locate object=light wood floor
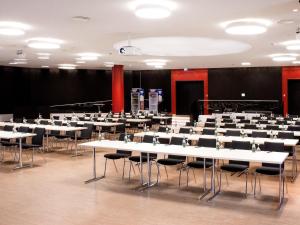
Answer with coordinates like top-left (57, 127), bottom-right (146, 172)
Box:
top-left (0, 146), bottom-right (300, 225)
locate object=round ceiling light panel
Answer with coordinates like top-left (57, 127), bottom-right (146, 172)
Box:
top-left (281, 40), bottom-right (300, 51)
top-left (270, 53), bottom-right (298, 62)
top-left (221, 18), bottom-right (272, 35)
top-left (114, 37), bottom-right (251, 57)
top-left (129, 0), bottom-right (177, 19)
top-left (0, 21), bottom-right (31, 36)
top-left (58, 64), bottom-right (77, 70)
top-left (77, 52), bottom-right (102, 61)
top-left (27, 38), bottom-right (63, 49)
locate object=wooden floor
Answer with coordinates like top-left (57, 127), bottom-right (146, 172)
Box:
top-left (0, 146), bottom-right (300, 225)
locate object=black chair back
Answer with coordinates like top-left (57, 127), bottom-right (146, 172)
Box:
top-left (32, 128), bottom-right (45, 146)
top-left (205, 122), bottom-right (215, 128)
top-left (202, 128), bottom-right (215, 135)
top-left (278, 132), bottom-right (294, 139)
top-left (224, 123), bottom-right (236, 128)
top-left (158, 126), bottom-right (167, 132)
top-left (240, 119), bottom-right (250, 124)
top-left (141, 135), bottom-right (157, 158)
top-left (226, 130), bottom-right (240, 137)
top-left (229, 141), bottom-right (251, 166)
top-left (53, 116), bottom-right (59, 120)
top-left (3, 125), bottom-right (13, 131)
top-left (198, 138), bottom-right (216, 148)
top-left (54, 121), bottom-right (62, 126)
top-left (252, 131), bottom-right (267, 138)
top-left (258, 120), bottom-right (268, 124)
top-left (223, 119), bottom-right (233, 123)
top-left (222, 115), bottom-right (230, 119)
top-left (185, 122), bottom-right (193, 126)
top-left (288, 126), bottom-right (300, 131)
top-left (80, 124), bottom-right (93, 139)
top-left (266, 125), bottom-right (280, 130)
top-left (179, 127), bottom-right (190, 134)
top-left (206, 118), bottom-right (215, 123)
top-left (262, 142), bottom-right (285, 168)
top-left (244, 124), bottom-right (257, 129)
top-left (116, 134), bottom-right (133, 156)
top-left (40, 120), bottom-right (49, 125)
top-left (169, 137), bottom-right (186, 161)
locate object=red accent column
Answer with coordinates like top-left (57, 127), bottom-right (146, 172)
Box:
top-left (112, 65), bottom-right (124, 113)
top-left (171, 69), bottom-right (209, 115)
top-left (282, 67), bottom-right (300, 116)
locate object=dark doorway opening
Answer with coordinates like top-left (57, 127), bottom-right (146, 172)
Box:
top-left (288, 80), bottom-right (300, 115)
top-left (176, 81), bottom-right (204, 118)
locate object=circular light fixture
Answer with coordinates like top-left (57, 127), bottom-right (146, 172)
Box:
top-left (104, 62), bottom-right (114, 67)
top-left (58, 64), bottom-right (76, 70)
top-left (293, 9), bottom-right (299, 12)
top-left (0, 21), bottom-right (30, 36)
top-left (9, 61), bottom-right (27, 65)
top-left (27, 38), bottom-right (63, 49)
top-left (129, 0), bottom-right (177, 19)
top-left (221, 18), bottom-right (272, 35)
top-left (281, 40), bottom-right (300, 51)
top-left (77, 52), bottom-right (102, 61)
top-left (76, 61), bottom-right (86, 64)
top-left (144, 59), bottom-right (168, 67)
top-left (154, 65), bottom-right (164, 69)
top-left (270, 53), bottom-right (298, 62)
top-left (292, 61), bottom-right (300, 64)
top-left (241, 62), bottom-right (251, 66)
top-left (41, 65), bottom-right (49, 68)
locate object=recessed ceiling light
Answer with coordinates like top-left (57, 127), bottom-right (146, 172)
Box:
top-left (37, 53), bottom-right (51, 56)
top-left (154, 65), bottom-right (164, 69)
top-left (104, 62), bottom-right (114, 67)
top-left (0, 21), bottom-right (30, 36)
top-left (38, 56), bottom-right (50, 60)
top-left (281, 40), bottom-right (300, 51)
top-left (277, 19), bottom-right (295, 25)
top-left (129, 0), bottom-right (177, 19)
top-left (221, 18), bottom-right (272, 35)
top-left (144, 59), bottom-right (168, 67)
top-left (293, 9), bottom-right (299, 12)
top-left (14, 58), bottom-right (27, 61)
top-left (41, 65), bottom-right (49, 68)
top-left (270, 53), bottom-right (298, 62)
top-left (9, 61), bottom-right (27, 65)
top-left (77, 52), bottom-right (102, 61)
top-left (76, 61), bottom-right (86, 64)
top-left (241, 62), bottom-right (251, 66)
top-left (27, 38), bottom-right (63, 49)
top-left (183, 68), bottom-right (188, 71)
top-left (58, 64), bottom-right (76, 70)
top-left (292, 61), bottom-right (300, 64)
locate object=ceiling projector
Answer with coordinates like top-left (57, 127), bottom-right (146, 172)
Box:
top-left (118, 45), bottom-right (141, 56)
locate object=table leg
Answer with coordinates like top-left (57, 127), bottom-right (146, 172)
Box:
top-left (278, 164), bottom-right (283, 209)
top-left (72, 131), bottom-right (82, 157)
top-left (14, 138), bottom-right (31, 169)
top-left (85, 147), bottom-right (104, 183)
top-left (207, 159), bottom-right (220, 201)
top-left (199, 158), bottom-right (210, 200)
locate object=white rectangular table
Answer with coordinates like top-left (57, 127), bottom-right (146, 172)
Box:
top-left (80, 140), bottom-right (288, 208)
top-left (0, 131), bottom-right (36, 169)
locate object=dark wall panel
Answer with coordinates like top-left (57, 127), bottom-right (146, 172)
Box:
top-left (288, 80), bottom-right (300, 115)
top-left (208, 67), bottom-right (282, 101)
top-left (0, 66), bottom-right (112, 117)
top-left (124, 70), bottom-right (171, 112)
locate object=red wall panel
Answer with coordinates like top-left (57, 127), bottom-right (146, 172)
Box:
top-left (112, 65), bottom-right (124, 113)
top-left (171, 69), bottom-right (208, 115)
top-left (282, 67), bottom-right (300, 116)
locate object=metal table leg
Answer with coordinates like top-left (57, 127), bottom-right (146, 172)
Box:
top-left (85, 147), bottom-right (104, 183)
top-left (14, 137), bottom-right (31, 170)
top-left (199, 158), bottom-right (210, 200)
top-left (207, 158), bottom-right (220, 201)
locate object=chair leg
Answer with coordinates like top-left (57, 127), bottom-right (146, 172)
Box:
top-left (179, 167), bottom-right (182, 187)
top-left (254, 172), bottom-right (257, 197)
top-left (122, 158), bottom-right (126, 179)
top-left (113, 160), bottom-right (118, 173)
top-left (245, 172), bottom-right (248, 198)
top-left (31, 148), bottom-right (34, 167)
top-left (128, 161), bottom-right (133, 181)
top-left (164, 165), bottom-right (168, 179)
top-left (156, 164), bottom-right (160, 184)
top-left (258, 175), bottom-right (261, 192)
top-left (103, 158), bottom-right (107, 177)
top-left (219, 169), bottom-right (222, 192)
top-left (186, 167), bottom-right (189, 187)
top-left (192, 168), bottom-right (196, 183)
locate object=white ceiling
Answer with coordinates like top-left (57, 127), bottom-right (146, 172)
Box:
top-left (0, 0), bottom-right (299, 70)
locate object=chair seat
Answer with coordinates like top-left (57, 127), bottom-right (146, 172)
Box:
top-left (129, 156), bottom-right (151, 163)
top-left (157, 158), bottom-right (185, 166)
top-left (70, 136), bottom-right (89, 140)
top-left (21, 143), bottom-right (43, 149)
top-left (255, 166), bottom-right (283, 176)
top-left (187, 161), bottom-right (213, 169)
top-left (0, 141), bottom-right (18, 147)
top-left (104, 153), bottom-right (129, 160)
top-left (55, 135), bottom-right (71, 139)
top-left (220, 164), bottom-right (248, 172)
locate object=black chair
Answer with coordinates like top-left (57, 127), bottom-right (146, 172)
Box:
top-left (185, 122), bottom-right (193, 126)
top-left (244, 124), bottom-right (257, 130)
top-left (0, 125), bottom-right (14, 144)
top-left (222, 116), bottom-right (230, 119)
top-left (103, 133), bottom-right (133, 178)
top-left (206, 118), bottom-right (216, 123)
top-left (184, 138), bottom-right (215, 187)
top-left (288, 126), bottom-right (300, 131)
top-left (205, 122), bottom-right (215, 128)
top-left (225, 130), bottom-right (241, 137)
top-left (179, 127), bottom-right (191, 134)
top-left (220, 141), bottom-right (251, 197)
top-left (70, 123), bottom-right (93, 145)
top-left (128, 135), bottom-right (157, 180)
top-left (295, 121), bottom-right (300, 126)
top-left (21, 127), bottom-right (45, 166)
top-left (53, 116), bottom-right (59, 120)
top-left (258, 120), bottom-right (268, 124)
top-left (266, 125), bottom-right (280, 130)
top-left (202, 128), bottom-right (215, 135)
top-left (223, 119), bottom-right (233, 123)
top-left (240, 119), bottom-right (250, 124)
top-left (254, 142), bottom-right (286, 197)
top-left (39, 120), bottom-right (49, 125)
top-left (156, 137), bottom-right (186, 186)
top-left (158, 126), bottom-right (167, 132)
top-left (252, 131), bottom-right (268, 138)
top-left (224, 123), bottom-right (237, 129)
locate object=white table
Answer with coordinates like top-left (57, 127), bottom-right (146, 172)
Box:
top-left (0, 131), bottom-right (36, 169)
top-left (80, 140), bottom-right (288, 208)
top-left (0, 122), bottom-right (86, 156)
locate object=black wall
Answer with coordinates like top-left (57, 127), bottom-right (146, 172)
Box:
top-left (124, 70), bottom-right (171, 112)
top-left (288, 80), bottom-right (300, 115)
top-left (208, 67), bottom-right (282, 101)
top-left (0, 66), bottom-right (286, 117)
top-left (0, 66), bottom-right (112, 117)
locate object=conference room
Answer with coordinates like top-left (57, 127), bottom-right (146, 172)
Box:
top-left (1, 0), bottom-right (300, 225)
